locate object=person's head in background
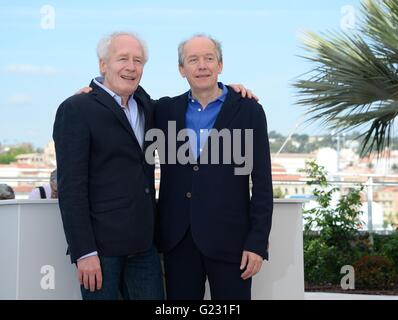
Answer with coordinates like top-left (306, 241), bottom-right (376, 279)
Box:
top-left (0, 184), bottom-right (15, 200)
top-left (50, 169), bottom-right (58, 199)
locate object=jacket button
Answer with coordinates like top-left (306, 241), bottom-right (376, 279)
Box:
top-left (186, 192), bottom-right (192, 199)
top-left (193, 165), bottom-right (199, 171)
top-left (145, 188), bottom-right (150, 194)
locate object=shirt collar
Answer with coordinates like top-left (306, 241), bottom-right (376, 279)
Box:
top-left (93, 76), bottom-right (133, 107)
top-left (188, 82), bottom-right (228, 103)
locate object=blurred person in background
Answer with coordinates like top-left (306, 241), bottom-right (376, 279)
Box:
top-left (28, 169), bottom-right (58, 199)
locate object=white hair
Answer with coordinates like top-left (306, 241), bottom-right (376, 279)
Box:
top-left (178, 33), bottom-right (223, 66)
top-left (96, 31), bottom-right (149, 64)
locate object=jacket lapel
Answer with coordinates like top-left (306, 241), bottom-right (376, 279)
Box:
top-left (197, 88), bottom-right (241, 164)
top-left (134, 87), bottom-right (151, 151)
top-left (212, 88), bottom-right (241, 131)
top-left (90, 81), bottom-right (142, 150)
top-left (175, 92), bottom-right (189, 133)
top-left (174, 92), bottom-right (192, 155)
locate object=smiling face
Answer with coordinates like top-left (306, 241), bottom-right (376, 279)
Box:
top-left (179, 36), bottom-right (223, 94)
top-left (100, 35), bottom-right (145, 98)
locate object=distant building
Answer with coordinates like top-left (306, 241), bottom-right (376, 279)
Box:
top-left (315, 148), bottom-right (338, 174)
top-left (15, 153), bottom-right (46, 165)
top-left (271, 153), bottom-right (315, 174)
top-left (43, 141), bottom-right (56, 166)
top-left (360, 201), bottom-right (391, 231)
top-left (374, 186), bottom-right (398, 228)
top-left (14, 141), bottom-right (56, 167)
top-left (271, 160), bottom-right (311, 197)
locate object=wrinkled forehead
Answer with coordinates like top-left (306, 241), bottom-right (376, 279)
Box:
top-left (183, 37), bottom-right (217, 56)
top-left (109, 35), bottom-right (145, 57)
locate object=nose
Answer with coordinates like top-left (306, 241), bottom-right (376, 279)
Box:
top-left (197, 57), bottom-right (207, 69)
top-left (126, 59), bottom-right (136, 72)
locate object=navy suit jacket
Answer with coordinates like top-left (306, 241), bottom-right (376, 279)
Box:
top-left (155, 87), bottom-right (273, 263)
top-left (53, 81), bottom-right (156, 263)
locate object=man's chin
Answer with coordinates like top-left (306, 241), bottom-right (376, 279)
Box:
top-left (121, 86), bottom-right (138, 96)
top-left (193, 83), bottom-right (215, 91)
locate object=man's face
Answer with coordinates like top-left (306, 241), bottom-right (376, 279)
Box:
top-left (179, 37), bottom-right (223, 92)
top-left (100, 35), bottom-right (145, 97)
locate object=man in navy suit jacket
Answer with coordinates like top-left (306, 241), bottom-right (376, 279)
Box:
top-left (154, 34), bottom-right (273, 300)
top-left (53, 32), bottom-right (164, 300)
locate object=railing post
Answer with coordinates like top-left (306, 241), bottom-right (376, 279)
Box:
top-left (367, 176), bottom-right (374, 245)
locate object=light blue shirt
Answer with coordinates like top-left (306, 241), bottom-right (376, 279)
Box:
top-left (94, 77), bottom-right (145, 149)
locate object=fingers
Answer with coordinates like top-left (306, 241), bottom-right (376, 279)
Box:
top-left (83, 272), bottom-right (90, 291)
top-left (77, 256), bottom-right (102, 292)
top-left (239, 87), bottom-right (247, 98)
top-left (241, 258), bottom-right (255, 280)
top-left (81, 269), bottom-right (102, 292)
top-left (241, 252), bottom-right (263, 280)
top-left (89, 272), bottom-right (97, 292)
top-left (96, 270), bottom-right (103, 290)
top-left (246, 90), bottom-right (259, 101)
top-left (240, 252), bottom-right (248, 271)
top-left (75, 87), bottom-right (92, 95)
top-left (228, 84), bottom-right (259, 100)
top-left (252, 260), bottom-right (262, 276)
top-left (77, 269), bottom-right (83, 286)
top-left (81, 270), bottom-right (102, 292)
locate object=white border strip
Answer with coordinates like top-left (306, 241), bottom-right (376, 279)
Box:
top-left (15, 204), bottom-right (21, 300)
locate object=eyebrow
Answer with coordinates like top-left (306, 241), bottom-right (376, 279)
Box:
top-left (187, 53), bottom-right (216, 58)
top-left (116, 53), bottom-right (144, 59)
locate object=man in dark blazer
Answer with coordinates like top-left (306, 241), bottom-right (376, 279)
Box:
top-left (53, 32), bottom-right (164, 300)
top-left (155, 34), bottom-right (273, 300)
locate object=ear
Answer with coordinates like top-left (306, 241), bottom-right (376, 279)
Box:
top-left (99, 59), bottom-right (106, 76)
top-left (178, 64), bottom-right (186, 78)
top-left (218, 61), bottom-right (223, 74)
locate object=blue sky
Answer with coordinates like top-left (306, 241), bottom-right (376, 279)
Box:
top-left (0, 0), bottom-right (361, 148)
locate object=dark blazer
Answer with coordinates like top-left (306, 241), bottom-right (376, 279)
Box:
top-left (53, 81), bottom-right (156, 263)
top-left (155, 87), bottom-right (273, 263)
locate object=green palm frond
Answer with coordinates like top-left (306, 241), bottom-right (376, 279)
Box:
top-left (294, 0), bottom-right (398, 157)
top-left (362, 0), bottom-right (398, 63)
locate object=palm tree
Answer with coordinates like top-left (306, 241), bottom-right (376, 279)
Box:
top-left (294, 0), bottom-right (398, 157)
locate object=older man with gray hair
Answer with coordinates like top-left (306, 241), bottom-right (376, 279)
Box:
top-left (53, 32), bottom-right (164, 300)
top-left (155, 34), bottom-right (273, 300)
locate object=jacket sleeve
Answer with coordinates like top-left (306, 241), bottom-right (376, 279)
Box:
top-left (53, 99), bottom-right (97, 263)
top-left (244, 103), bottom-right (273, 260)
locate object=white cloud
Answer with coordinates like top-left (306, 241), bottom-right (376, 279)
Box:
top-left (4, 64), bottom-right (61, 76)
top-left (6, 94), bottom-right (33, 105)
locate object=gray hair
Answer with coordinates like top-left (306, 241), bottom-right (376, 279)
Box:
top-left (178, 34), bottom-right (223, 66)
top-left (0, 184), bottom-right (15, 200)
top-left (96, 31), bottom-right (149, 64)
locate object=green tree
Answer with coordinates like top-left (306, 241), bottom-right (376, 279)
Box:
top-left (301, 161), bottom-right (367, 284)
top-left (294, 0), bottom-right (398, 157)
top-left (301, 161), bottom-right (364, 249)
top-left (273, 187), bottom-right (285, 199)
top-left (0, 144), bottom-right (35, 164)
